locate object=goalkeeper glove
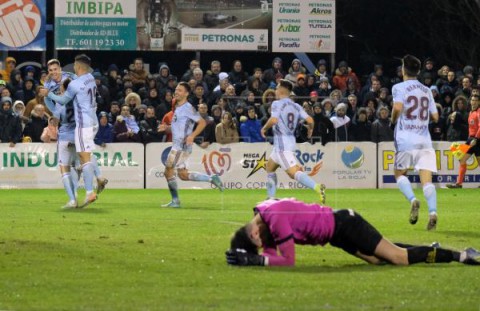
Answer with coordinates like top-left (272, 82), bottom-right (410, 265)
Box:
top-left (225, 249), bottom-right (267, 266)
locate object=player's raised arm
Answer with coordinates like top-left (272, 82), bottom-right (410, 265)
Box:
top-left (46, 91), bottom-right (73, 106)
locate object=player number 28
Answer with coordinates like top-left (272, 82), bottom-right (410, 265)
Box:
top-left (405, 96), bottom-right (429, 121)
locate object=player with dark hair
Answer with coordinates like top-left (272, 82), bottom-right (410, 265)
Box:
top-left (160, 81), bottom-right (224, 208)
top-left (260, 79), bottom-right (326, 202)
top-left (225, 198), bottom-right (480, 267)
top-left (446, 94), bottom-right (480, 188)
top-left (391, 55), bottom-right (439, 230)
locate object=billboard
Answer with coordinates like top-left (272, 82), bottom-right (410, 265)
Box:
top-left (272, 0), bottom-right (335, 53)
top-left (146, 142), bottom-right (376, 189)
top-left (378, 142), bottom-right (480, 188)
top-left (54, 0), bottom-right (137, 50)
top-left (0, 0), bottom-right (46, 51)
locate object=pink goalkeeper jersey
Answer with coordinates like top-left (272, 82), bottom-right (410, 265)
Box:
top-left (254, 198), bottom-right (335, 266)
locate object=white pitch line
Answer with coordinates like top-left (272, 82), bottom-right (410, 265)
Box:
top-left (218, 221), bottom-right (245, 226)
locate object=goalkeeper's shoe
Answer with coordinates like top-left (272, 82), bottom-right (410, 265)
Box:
top-left (461, 248), bottom-right (480, 265)
top-left (315, 184), bottom-right (326, 204)
top-left (446, 183), bottom-right (462, 189)
top-left (409, 199), bottom-right (420, 225)
top-left (427, 213), bottom-right (437, 231)
top-left (62, 200), bottom-right (78, 209)
top-left (96, 178), bottom-right (109, 195)
top-left (79, 192), bottom-right (97, 208)
top-left (162, 200), bottom-right (181, 208)
top-left (211, 174), bottom-right (224, 192)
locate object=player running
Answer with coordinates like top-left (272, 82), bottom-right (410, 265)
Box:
top-left (260, 79), bottom-right (325, 202)
top-left (446, 94), bottom-right (480, 189)
top-left (391, 55), bottom-right (439, 230)
top-left (160, 82), bottom-right (223, 208)
top-left (226, 198), bottom-right (480, 267)
top-left (41, 54), bottom-right (100, 208)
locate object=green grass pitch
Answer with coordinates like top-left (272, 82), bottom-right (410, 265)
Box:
top-left (0, 188), bottom-right (479, 310)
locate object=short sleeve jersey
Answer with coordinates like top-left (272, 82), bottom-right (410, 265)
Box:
top-left (64, 73), bottom-right (98, 128)
top-left (271, 97), bottom-right (309, 152)
top-left (171, 102), bottom-right (201, 150)
top-left (254, 198), bottom-right (335, 246)
top-left (392, 80), bottom-right (437, 151)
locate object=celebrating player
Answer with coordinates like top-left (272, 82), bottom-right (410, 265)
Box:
top-left (226, 198), bottom-right (480, 267)
top-left (446, 94), bottom-right (480, 189)
top-left (161, 81), bottom-right (223, 208)
top-left (41, 54), bottom-right (99, 208)
top-left (391, 55), bottom-right (439, 230)
top-left (260, 79), bottom-right (325, 202)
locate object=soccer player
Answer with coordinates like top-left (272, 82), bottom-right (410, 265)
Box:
top-left (226, 198), bottom-right (480, 267)
top-left (260, 79), bottom-right (325, 202)
top-left (41, 54), bottom-right (99, 208)
top-left (391, 55), bottom-right (439, 230)
top-left (446, 94), bottom-right (480, 189)
top-left (160, 82), bottom-right (223, 208)
top-left (44, 62), bottom-right (108, 208)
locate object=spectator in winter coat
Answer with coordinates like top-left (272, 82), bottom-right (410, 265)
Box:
top-left (370, 106), bottom-right (393, 143)
top-left (240, 106), bottom-right (265, 143)
top-left (94, 111), bottom-right (114, 146)
top-left (0, 96), bottom-right (22, 146)
top-left (350, 108), bottom-right (371, 142)
top-left (311, 102), bottom-right (334, 146)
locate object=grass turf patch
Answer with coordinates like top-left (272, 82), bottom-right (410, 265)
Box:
top-left (0, 188), bottom-right (479, 310)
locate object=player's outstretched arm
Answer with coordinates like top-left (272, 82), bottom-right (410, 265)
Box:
top-left (47, 91), bottom-right (73, 106)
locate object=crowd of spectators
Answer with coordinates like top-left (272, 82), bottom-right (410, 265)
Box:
top-left (1, 55), bottom-right (479, 147)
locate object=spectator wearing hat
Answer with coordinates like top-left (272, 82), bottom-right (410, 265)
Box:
top-left (94, 111), bottom-right (114, 146)
top-left (321, 98), bottom-right (335, 118)
top-left (419, 58), bottom-right (437, 85)
top-left (317, 77), bottom-right (331, 98)
top-left (0, 96), bottom-right (22, 146)
top-left (124, 92), bottom-right (142, 118)
top-left (305, 91), bottom-right (319, 108)
top-left (311, 102), bottom-right (334, 145)
top-left (209, 72), bottom-right (230, 106)
top-left (263, 57), bottom-right (286, 86)
top-left (8, 69), bottom-right (23, 95)
top-left (293, 74), bottom-right (309, 98)
top-left (285, 59), bottom-right (306, 85)
top-left (350, 108), bottom-right (371, 142)
top-left (134, 104), bottom-right (148, 122)
top-left (329, 103), bottom-right (350, 141)
top-left (240, 106), bottom-right (264, 143)
top-left (332, 60), bottom-right (360, 93)
top-left (23, 104), bottom-right (48, 142)
top-left (422, 72), bottom-right (434, 87)
top-left (462, 65), bottom-right (475, 81)
top-left (0, 57), bottom-right (16, 83)
top-left (24, 66), bottom-right (38, 84)
top-left (204, 60), bottom-right (222, 92)
top-left (314, 59), bottom-right (331, 88)
top-left (156, 63), bottom-right (177, 94)
top-left (12, 100), bottom-right (28, 129)
top-left (14, 76), bottom-right (36, 104)
top-left (371, 106), bottom-right (393, 143)
top-left (430, 85), bottom-right (441, 103)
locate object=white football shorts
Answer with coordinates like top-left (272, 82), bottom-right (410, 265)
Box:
top-left (57, 141), bottom-right (76, 167)
top-left (75, 126), bottom-right (98, 153)
top-left (394, 149), bottom-right (437, 173)
top-left (165, 147), bottom-right (192, 170)
top-left (269, 150), bottom-right (298, 170)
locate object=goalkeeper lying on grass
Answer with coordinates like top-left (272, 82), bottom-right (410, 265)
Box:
top-left (226, 198), bottom-right (480, 266)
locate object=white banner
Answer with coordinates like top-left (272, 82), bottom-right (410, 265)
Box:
top-left (181, 28), bottom-right (268, 51)
top-left (55, 0), bottom-right (136, 18)
top-left (272, 0), bottom-right (335, 53)
top-left (0, 143), bottom-right (144, 189)
top-left (146, 142), bottom-right (376, 189)
top-left (378, 142), bottom-right (480, 188)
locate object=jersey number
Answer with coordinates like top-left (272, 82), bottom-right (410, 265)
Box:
top-left (65, 105), bottom-right (75, 123)
top-left (405, 96), bottom-right (429, 121)
top-left (286, 113), bottom-right (295, 130)
top-left (87, 87), bottom-right (97, 108)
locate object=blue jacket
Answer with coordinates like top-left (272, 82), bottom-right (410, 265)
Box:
top-left (240, 119), bottom-right (265, 143)
top-left (94, 123), bottom-right (114, 145)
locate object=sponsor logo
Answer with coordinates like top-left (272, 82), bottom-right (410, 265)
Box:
top-left (277, 24), bottom-right (300, 32)
top-left (202, 34), bottom-right (254, 43)
top-left (243, 152), bottom-right (267, 178)
top-left (202, 148), bottom-right (231, 176)
top-left (0, 0), bottom-right (42, 48)
top-left (310, 8), bottom-right (332, 15)
top-left (295, 149), bottom-right (324, 176)
top-left (341, 145), bottom-right (364, 169)
top-left (279, 42), bottom-right (300, 48)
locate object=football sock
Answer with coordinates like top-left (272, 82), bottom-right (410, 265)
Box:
top-left (407, 246), bottom-right (459, 264)
top-left (423, 183), bottom-right (437, 214)
top-left (167, 177), bottom-right (179, 201)
top-left (188, 172), bottom-right (211, 182)
top-left (81, 162), bottom-right (95, 192)
top-left (90, 154), bottom-right (101, 178)
top-left (62, 173), bottom-right (76, 201)
top-left (457, 163), bottom-right (467, 185)
top-left (266, 173), bottom-right (277, 198)
top-left (294, 171), bottom-right (316, 190)
top-left (70, 168), bottom-right (79, 192)
top-left (396, 175), bottom-right (416, 202)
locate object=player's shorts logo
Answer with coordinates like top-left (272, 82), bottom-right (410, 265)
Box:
top-left (161, 146), bottom-right (172, 166)
top-left (202, 148), bottom-right (231, 176)
top-left (341, 145), bottom-right (365, 169)
top-left (0, 0), bottom-right (42, 48)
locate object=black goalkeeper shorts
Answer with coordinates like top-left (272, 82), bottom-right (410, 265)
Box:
top-left (466, 137), bottom-right (480, 156)
top-left (329, 209), bottom-right (383, 256)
